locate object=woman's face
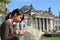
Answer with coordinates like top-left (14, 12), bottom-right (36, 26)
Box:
top-left (13, 14), bottom-right (23, 23)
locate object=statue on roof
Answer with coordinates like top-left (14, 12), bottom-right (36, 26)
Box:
top-left (48, 7), bottom-right (52, 12)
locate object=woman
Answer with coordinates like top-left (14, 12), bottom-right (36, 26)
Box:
top-left (1, 9), bottom-right (24, 40)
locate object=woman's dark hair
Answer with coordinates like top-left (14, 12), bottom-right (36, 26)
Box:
top-left (5, 9), bottom-right (24, 22)
top-left (5, 13), bottom-right (11, 20)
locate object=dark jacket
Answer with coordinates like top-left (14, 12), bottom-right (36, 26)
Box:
top-left (1, 20), bottom-right (19, 40)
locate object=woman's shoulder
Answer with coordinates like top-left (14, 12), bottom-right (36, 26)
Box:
top-left (2, 20), bottom-right (10, 25)
top-left (1, 20), bottom-right (11, 28)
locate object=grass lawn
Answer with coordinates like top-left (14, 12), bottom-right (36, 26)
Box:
top-left (40, 37), bottom-right (60, 40)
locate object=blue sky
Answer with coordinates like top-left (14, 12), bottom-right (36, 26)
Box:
top-left (8, 0), bottom-right (60, 16)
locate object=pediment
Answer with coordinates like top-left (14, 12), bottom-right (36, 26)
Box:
top-left (34, 12), bottom-right (54, 17)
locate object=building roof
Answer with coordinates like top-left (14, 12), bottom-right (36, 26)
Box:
top-left (20, 4), bottom-right (35, 14)
top-left (20, 5), bottom-right (56, 18)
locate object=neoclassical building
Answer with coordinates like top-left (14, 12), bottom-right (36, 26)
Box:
top-left (18, 5), bottom-right (60, 34)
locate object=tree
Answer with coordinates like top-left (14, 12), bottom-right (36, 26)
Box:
top-left (0, 0), bottom-right (10, 14)
top-left (0, 0), bottom-right (10, 4)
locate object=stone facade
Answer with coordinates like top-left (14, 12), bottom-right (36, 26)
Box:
top-left (19, 5), bottom-right (60, 33)
top-left (15, 5), bottom-right (60, 40)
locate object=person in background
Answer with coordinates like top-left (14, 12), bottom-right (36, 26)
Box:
top-left (1, 9), bottom-right (24, 40)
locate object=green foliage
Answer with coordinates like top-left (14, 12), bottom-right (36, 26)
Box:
top-left (0, 0), bottom-right (10, 4)
top-left (0, 7), bottom-right (8, 14)
top-left (0, 0), bottom-right (10, 14)
top-left (42, 34), bottom-right (60, 37)
top-left (52, 34), bottom-right (60, 37)
top-left (43, 34), bottom-right (52, 37)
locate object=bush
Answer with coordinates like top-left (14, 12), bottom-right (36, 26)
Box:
top-left (44, 34), bottom-right (52, 37)
top-left (52, 34), bottom-right (60, 37)
top-left (43, 34), bottom-right (60, 37)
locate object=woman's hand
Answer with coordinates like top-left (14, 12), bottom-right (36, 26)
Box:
top-left (17, 30), bottom-right (24, 37)
top-left (20, 30), bottom-right (24, 35)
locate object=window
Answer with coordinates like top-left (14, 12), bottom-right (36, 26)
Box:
top-left (58, 26), bottom-right (60, 30)
top-left (59, 21), bottom-right (60, 24)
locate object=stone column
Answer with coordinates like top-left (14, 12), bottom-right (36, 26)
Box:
top-left (43, 18), bottom-right (45, 31)
top-left (16, 23), bottom-right (20, 30)
top-left (36, 18), bottom-right (38, 29)
top-left (21, 21), bottom-right (24, 29)
top-left (26, 18), bottom-right (27, 28)
top-left (16, 23), bottom-right (20, 34)
top-left (39, 18), bottom-right (42, 31)
top-left (46, 19), bottom-right (49, 32)
top-left (50, 19), bottom-right (54, 32)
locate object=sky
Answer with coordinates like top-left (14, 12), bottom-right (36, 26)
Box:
top-left (8, 0), bottom-right (60, 16)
